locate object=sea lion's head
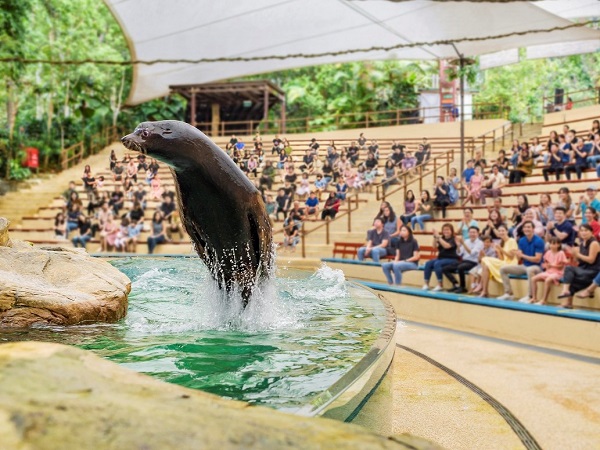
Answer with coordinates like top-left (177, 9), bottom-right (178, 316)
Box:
top-left (121, 120), bottom-right (202, 169)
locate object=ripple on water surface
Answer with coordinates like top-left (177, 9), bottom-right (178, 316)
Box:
top-left (1, 259), bottom-right (387, 412)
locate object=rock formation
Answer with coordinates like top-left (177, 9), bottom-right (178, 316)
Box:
top-left (0, 218), bottom-right (130, 327)
top-left (0, 342), bottom-right (440, 450)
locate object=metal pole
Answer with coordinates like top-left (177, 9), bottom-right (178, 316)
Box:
top-left (459, 56), bottom-right (465, 176)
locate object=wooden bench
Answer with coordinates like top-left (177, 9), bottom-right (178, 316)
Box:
top-left (332, 242), bottom-right (436, 261)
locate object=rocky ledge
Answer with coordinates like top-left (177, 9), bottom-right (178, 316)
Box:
top-left (0, 342), bottom-right (440, 450)
top-left (0, 218), bottom-right (130, 327)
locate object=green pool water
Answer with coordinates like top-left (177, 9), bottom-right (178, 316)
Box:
top-left (1, 258), bottom-right (387, 413)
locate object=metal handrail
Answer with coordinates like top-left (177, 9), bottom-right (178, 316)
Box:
top-left (542, 87), bottom-right (599, 111)
top-left (60, 126), bottom-right (122, 170)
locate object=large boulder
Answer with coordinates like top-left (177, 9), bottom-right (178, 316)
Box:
top-left (0, 342), bottom-right (440, 450)
top-left (0, 219), bottom-right (130, 327)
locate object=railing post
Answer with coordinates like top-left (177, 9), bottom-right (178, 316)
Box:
top-left (502, 125), bottom-right (506, 146)
top-left (301, 223), bottom-right (306, 258)
top-left (511, 123), bottom-right (514, 142)
top-left (419, 166), bottom-right (423, 192)
top-left (347, 200), bottom-right (352, 233)
top-left (325, 219), bottom-right (330, 245)
top-left (365, 112), bottom-right (369, 129)
top-left (493, 129), bottom-right (496, 153)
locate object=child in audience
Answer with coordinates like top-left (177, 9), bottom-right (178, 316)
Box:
top-left (469, 235), bottom-right (497, 293)
top-left (531, 237), bottom-right (567, 305)
top-left (296, 172), bottom-right (311, 199)
top-left (464, 165), bottom-right (483, 205)
top-left (335, 177), bottom-right (348, 201)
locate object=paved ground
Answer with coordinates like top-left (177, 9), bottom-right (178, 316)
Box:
top-left (392, 321), bottom-right (600, 450)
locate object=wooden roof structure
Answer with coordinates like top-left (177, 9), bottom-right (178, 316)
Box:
top-left (170, 80), bottom-right (286, 136)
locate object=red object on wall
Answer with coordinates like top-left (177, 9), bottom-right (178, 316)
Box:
top-left (25, 147), bottom-right (39, 169)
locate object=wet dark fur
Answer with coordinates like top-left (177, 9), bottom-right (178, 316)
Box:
top-left (122, 120), bottom-right (273, 304)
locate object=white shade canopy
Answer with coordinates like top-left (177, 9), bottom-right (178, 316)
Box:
top-left (104, 0), bottom-right (600, 105)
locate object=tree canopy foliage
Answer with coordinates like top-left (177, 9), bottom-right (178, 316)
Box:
top-left (1, 0), bottom-right (598, 180)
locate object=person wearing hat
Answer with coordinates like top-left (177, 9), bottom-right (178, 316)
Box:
top-left (576, 186), bottom-right (600, 224)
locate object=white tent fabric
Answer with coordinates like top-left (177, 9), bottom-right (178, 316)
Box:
top-left (104, 0), bottom-right (600, 105)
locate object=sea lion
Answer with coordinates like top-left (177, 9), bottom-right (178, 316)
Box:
top-left (121, 120), bottom-right (273, 304)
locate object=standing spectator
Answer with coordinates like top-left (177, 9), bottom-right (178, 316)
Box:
top-left (443, 226), bottom-right (483, 293)
top-left (530, 237), bottom-right (567, 305)
top-left (357, 218), bottom-right (390, 263)
top-left (109, 150), bottom-right (117, 171)
top-left (556, 224), bottom-right (600, 308)
top-left (147, 211), bottom-right (167, 254)
top-left (381, 225), bottom-right (420, 285)
top-left (496, 221), bottom-right (545, 302)
top-left (422, 224), bottom-right (460, 292)
top-left (480, 165), bottom-right (506, 205)
top-left (475, 224), bottom-right (518, 297)
top-left (321, 192), bottom-right (341, 220)
top-left (411, 190), bottom-right (433, 231)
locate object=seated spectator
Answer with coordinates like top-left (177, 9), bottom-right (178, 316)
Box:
top-left (475, 224), bottom-right (518, 297)
top-left (347, 142), bottom-right (360, 166)
top-left (136, 153), bottom-right (148, 172)
top-left (271, 135), bottom-right (282, 155)
top-left (583, 208), bottom-right (600, 239)
top-left (443, 226), bottom-right (483, 293)
top-left (400, 190), bottom-right (417, 226)
top-left (321, 192), bottom-right (341, 220)
top-left (309, 138), bottom-right (320, 157)
top-left (62, 181), bottom-right (77, 202)
top-left (357, 218), bottom-right (390, 263)
top-left (296, 172), bottom-right (311, 199)
top-left (536, 193), bottom-right (554, 226)
top-left (462, 159), bottom-right (475, 187)
top-left (159, 195), bottom-right (176, 222)
top-left (530, 136), bottom-right (545, 163)
top-left (422, 224), bottom-right (460, 291)
top-left (565, 139), bottom-right (589, 180)
top-left (282, 221), bottom-right (300, 252)
top-left (146, 158), bottom-right (160, 183)
top-left (512, 209), bottom-right (545, 239)
top-left (287, 201), bottom-right (306, 226)
top-left (54, 212), bottom-right (67, 240)
top-left (480, 165), bottom-right (506, 205)
top-left (126, 159), bottom-right (138, 183)
top-left (314, 174), bottom-right (329, 198)
top-left (556, 224), bottom-right (600, 308)
top-left (247, 156), bottom-right (258, 177)
top-left (108, 185), bottom-right (125, 215)
top-left (166, 210), bottom-right (185, 241)
top-left (66, 204), bottom-right (83, 238)
top-left (122, 176), bottom-right (134, 200)
top-left (67, 191), bottom-right (83, 213)
top-left (411, 190), bottom-right (433, 231)
top-left (114, 217), bottom-right (130, 252)
top-left (464, 166), bottom-right (484, 206)
top-left (364, 153), bottom-right (378, 173)
top-left (481, 209), bottom-right (505, 242)
top-left (275, 188), bottom-right (290, 221)
top-left (469, 235), bottom-right (497, 293)
top-left (100, 214), bottom-right (119, 252)
top-left (133, 183), bottom-right (147, 210)
top-left (358, 133), bottom-right (367, 150)
top-left (81, 172), bottom-right (96, 200)
top-left (381, 225), bottom-right (420, 285)
top-left (150, 176), bottom-right (164, 200)
top-left (543, 144), bottom-right (565, 181)
top-left (402, 151), bottom-right (417, 177)
top-left (379, 159), bottom-right (396, 190)
top-left (260, 161), bottom-right (276, 190)
top-left (472, 150), bottom-right (487, 169)
top-left (457, 208), bottom-right (478, 241)
top-left (415, 144), bottom-right (427, 166)
top-left (299, 150), bottom-right (315, 174)
top-left (496, 221), bottom-right (545, 303)
top-left (447, 168), bottom-right (460, 205)
top-left (335, 177), bottom-right (349, 201)
top-left (390, 144), bottom-right (405, 167)
top-left (112, 160), bottom-right (125, 183)
top-left (508, 140), bottom-right (521, 167)
top-left (364, 167), bottom-right (377, 190)
top-left (433, 176), bottom-right (451, 218)
top-left (530, 237), bottom-right (567, 305)
top-left (265, 195), bottom-right (278, 225)
top-left (367, 140), bottom-right (380, 160)
top-left (511, 194), bottom-right (529, 230)
top-left (494, 150), bottom-right (510, 176)
top-left (546, 207), bottom-right (576, 249)
top-left (147, 211), bottom-right (167, 254)
top-left (72, 215), bottom-right (93, 249)
top-left (576, 186), bottom-right (600, 224)
top-left (128, 201), bottom-right (145, 229)
top-left (304, 192), bottom-right (320, 221)
top-left (589, 133), bottom-right (600, 169)
top-left (557, 187), bottom-right (576, 224)
top-left (226, 134), bottom-right (238, 154)
top-left (508, 148), bottom-right (533, 184)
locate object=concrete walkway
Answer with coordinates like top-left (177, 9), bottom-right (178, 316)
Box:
top-left (392, 321), bottom-right (600, 450)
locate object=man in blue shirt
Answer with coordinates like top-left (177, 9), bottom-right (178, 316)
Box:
top-left (462, 159), bottom-right (475, 185)
top-left (304, 192), bottom-right (320, 221)
top-left (547, 207), bottom-right (576, 247)
top-left (497, 221), bottom-right (544, 303)
top-left (576, 186), bottom-right (600, 224)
